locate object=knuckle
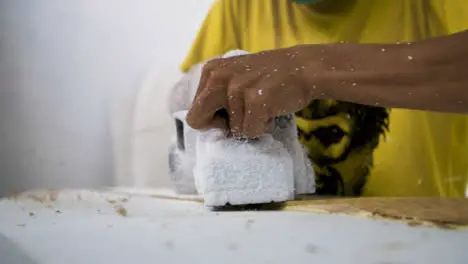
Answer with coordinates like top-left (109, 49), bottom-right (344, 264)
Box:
top-left (203, 59), bottom-right (217, 69)
top-left (204, 58), bottom-right (223, 70)
top-left (208, 70), bottom-right (222, 79)
top-left (201, 63), bottom-right (217, 79)
top-left (246, 88), bottom-right (267, 108)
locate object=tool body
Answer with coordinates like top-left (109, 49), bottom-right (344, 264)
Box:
top-left (168, 50), bottom-right (315, 207)
top-left (169, 111), bottom-right (315, 207)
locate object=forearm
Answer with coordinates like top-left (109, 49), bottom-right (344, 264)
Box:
top-left (301, 30), bottom-right (468, 113)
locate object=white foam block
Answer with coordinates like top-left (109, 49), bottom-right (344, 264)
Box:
top-left (273, 116), bottom-right (316, 195)
top-left (194, 130), bottom-right (294, 207)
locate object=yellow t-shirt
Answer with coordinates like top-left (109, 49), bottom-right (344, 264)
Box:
top-left (181, 0), bottom-right (468, 197)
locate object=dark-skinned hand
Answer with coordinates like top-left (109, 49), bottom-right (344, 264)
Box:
top-left (186, 46), bottom-right (324, 138)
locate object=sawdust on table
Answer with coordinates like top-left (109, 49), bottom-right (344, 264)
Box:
top-left (8, 189), bottom-right (60, 203)
top-left (144, 191), bottom-right (468, 229)
top-left (115, 205), bottom-right (128, 217)
top-left (285, 197), bottom-right (468, 229)
top-left (6, 189), bottom-right (468, 229)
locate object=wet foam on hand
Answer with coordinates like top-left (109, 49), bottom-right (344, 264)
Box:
top-left (193, 130), bottom-right (295, 207)
top-left (222, 50), bottom-right (251, 58)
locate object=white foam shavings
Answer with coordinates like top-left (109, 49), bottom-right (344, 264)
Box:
top-left (168, 137), bottom-right (197, 195)
top-left (167, 62), bottom-right (205, 115)
top-left (222, 49), bottom-right (251, 58)
top-left (168, 111), bottom-right (199, 195)
top-left (272, 116), bottom-right (316, 195)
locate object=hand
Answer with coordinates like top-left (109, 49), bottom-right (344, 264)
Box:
top-left (186, 47), bottom-right (319, 138)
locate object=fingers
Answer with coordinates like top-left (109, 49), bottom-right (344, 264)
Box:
top-left (241, 78), bottom-right (308, 137)
top-left (242, 87), bottom-right (271, 138)
top-left (227, 84), bottom-right (245, 136)
top-left (192, 59), bottom-right (222, 99)
top-left (186, 69), bottom-right (229, 130)
top-left (187, 55), bottom-right (295, 138)
top-left (227, 73), bottom-right (262, 137)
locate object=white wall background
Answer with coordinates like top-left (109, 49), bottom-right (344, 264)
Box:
top-left (0, 0), bottom-right (214, 196)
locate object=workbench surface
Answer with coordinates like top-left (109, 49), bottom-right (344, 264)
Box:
top-left (1, 188), bottom-right (467, 264)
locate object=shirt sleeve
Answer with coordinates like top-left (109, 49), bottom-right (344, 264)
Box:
top-left (180, 0), bottom-right (241, 72)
